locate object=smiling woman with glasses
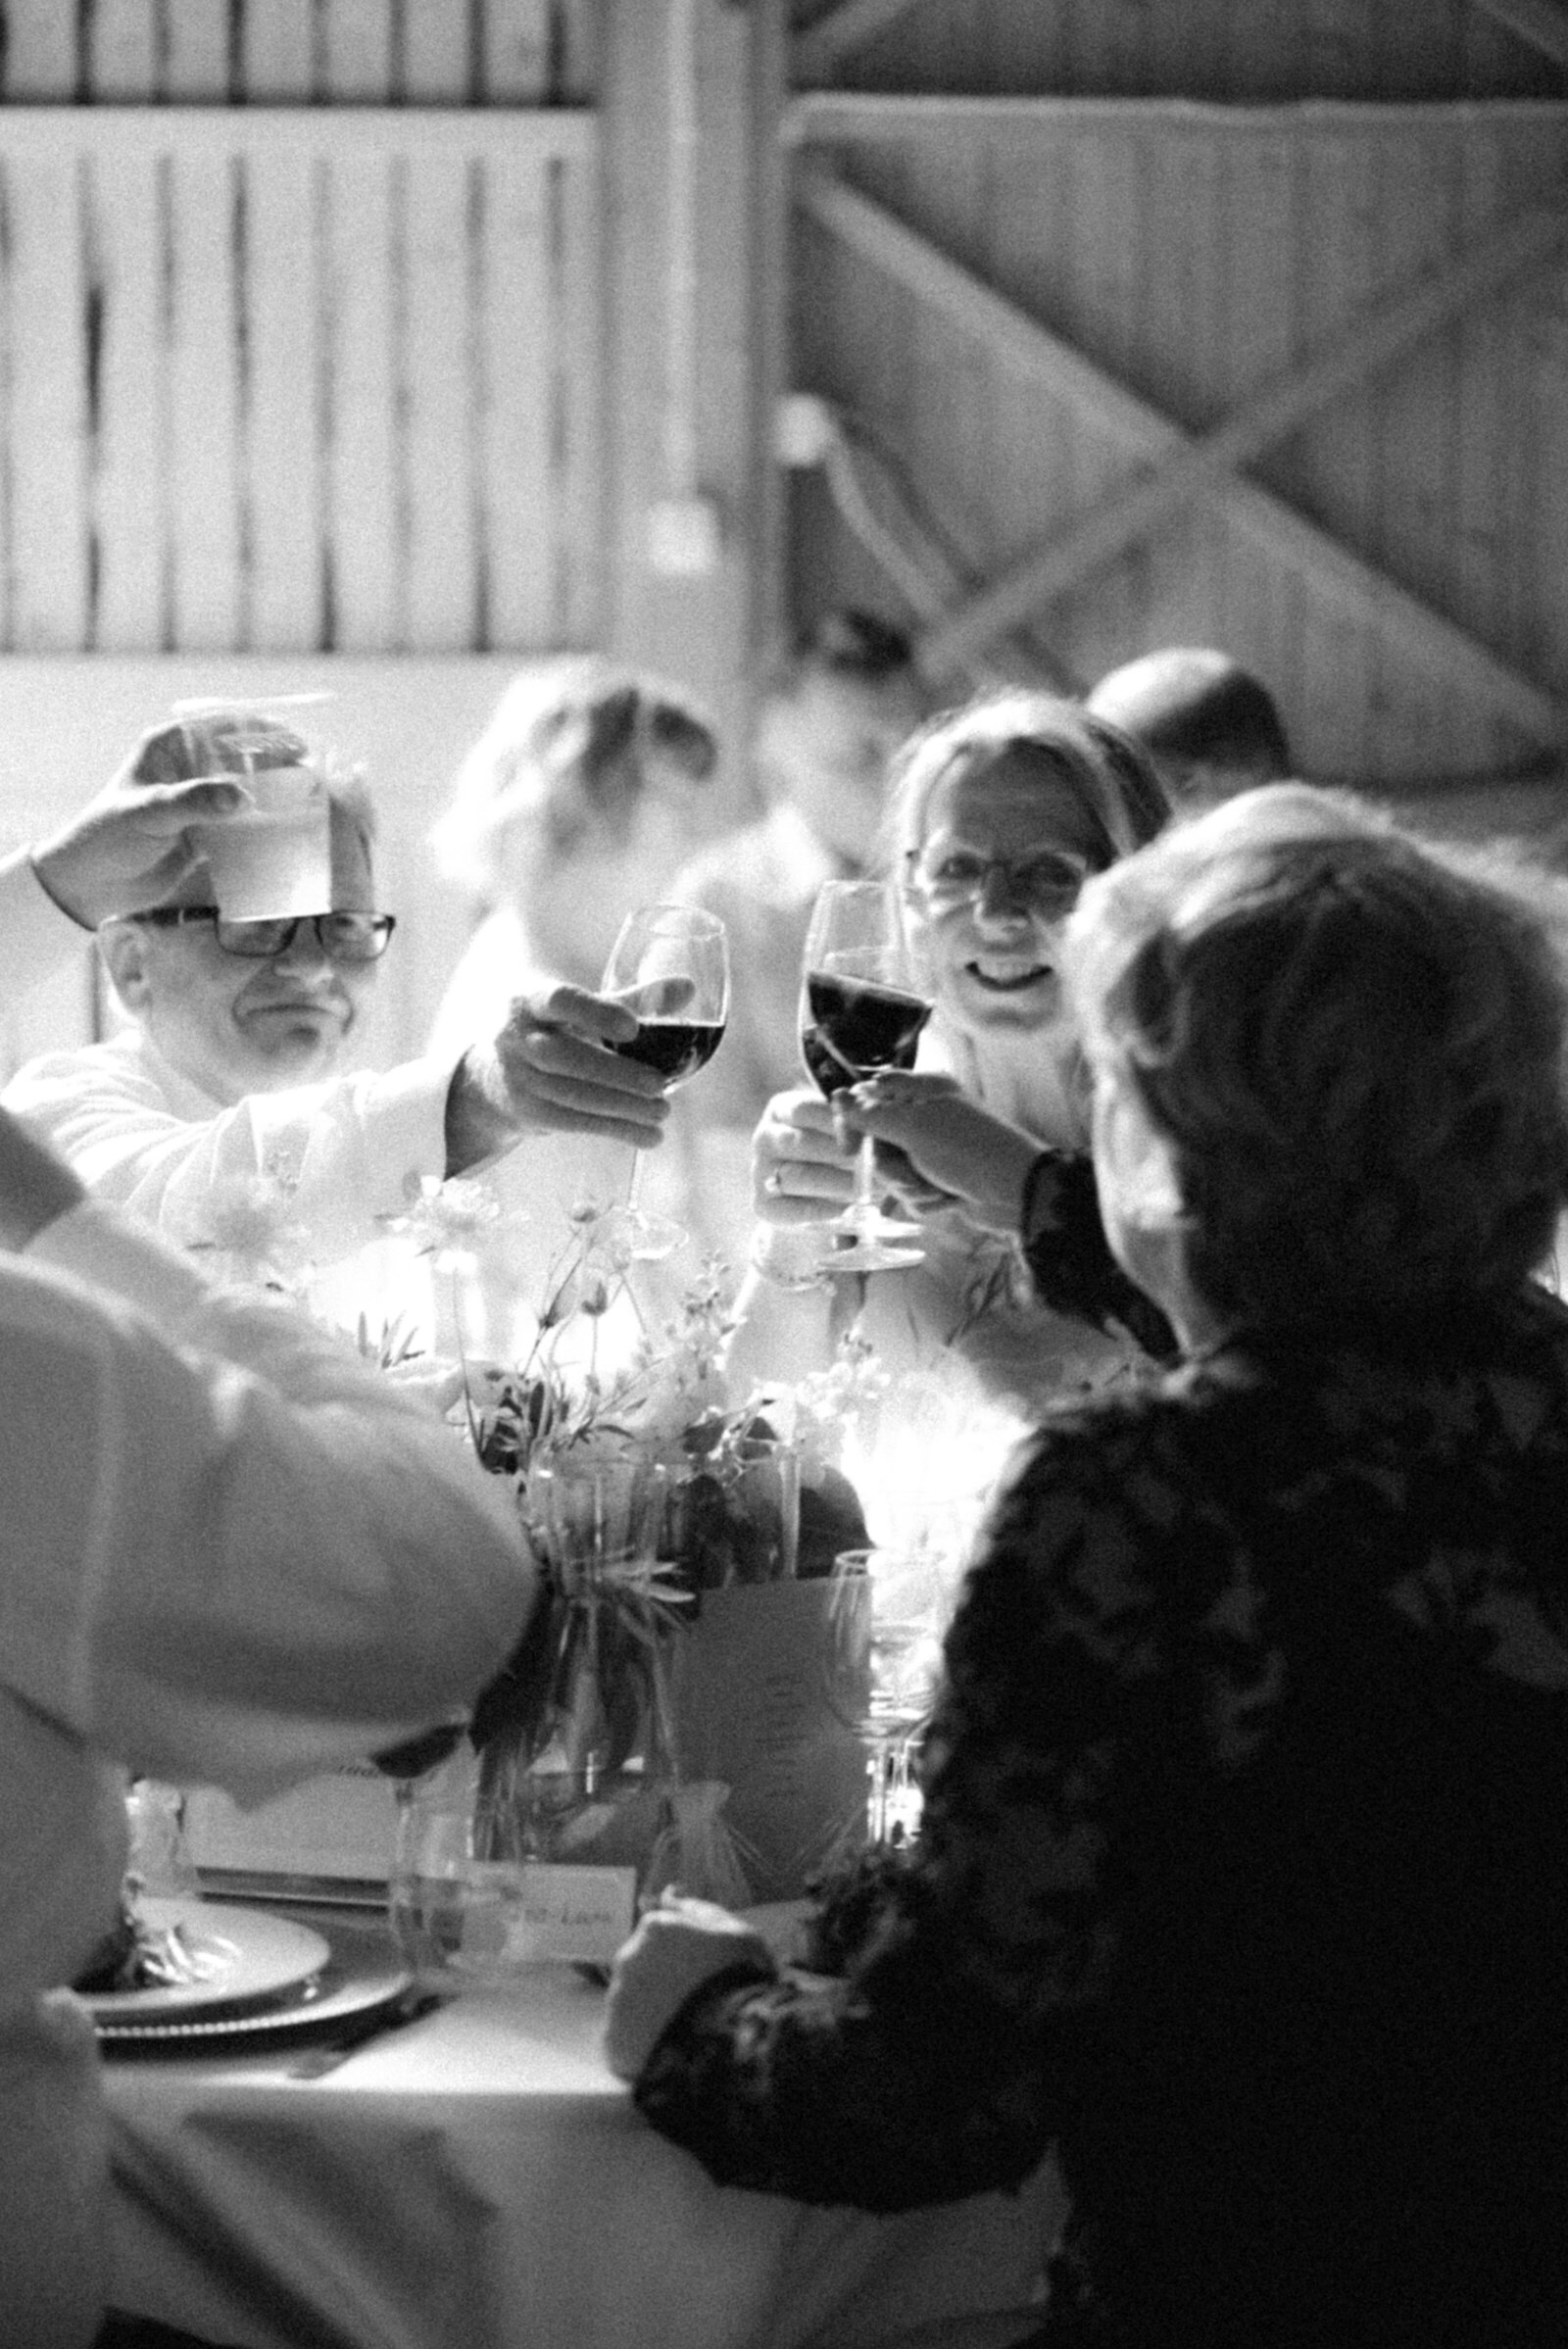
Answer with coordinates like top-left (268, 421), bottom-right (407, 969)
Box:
top-left (724, 691), bottom-right (1178, 1419)
top-left (135, 907), bottom-right (397, 962)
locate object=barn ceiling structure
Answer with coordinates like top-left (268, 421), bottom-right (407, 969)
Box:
top-left (0, 0), bottom-right (1565, 1080)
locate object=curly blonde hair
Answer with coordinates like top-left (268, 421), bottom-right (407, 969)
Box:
top-left (1066, 783), bottom-right (1568, 1330)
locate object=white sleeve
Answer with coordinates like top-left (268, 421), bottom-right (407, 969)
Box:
top-left (2, 1203), bottom-right (535, 1799)
top-left (5, 1047), bottom-right (459, 1264)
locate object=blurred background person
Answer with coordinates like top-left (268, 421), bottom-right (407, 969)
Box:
top-left (426, 656), bottom-right (718, 1058)
top-left (609, 782), bottom-right (1568, 2349)
top-left (423, 661), bottom-right (720, 1358)
top-left (668, 608), bottom-right (929, 1260)
top-left (1086, 644), bottom-right (1294, 809)
top-left (727, 693), bottom-right (1174, 1419)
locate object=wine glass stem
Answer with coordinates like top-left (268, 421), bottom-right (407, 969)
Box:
top-left (848, 1135), bottom-right (878, 1230)
top-left (625, 1151), bottom-right (646, 1213)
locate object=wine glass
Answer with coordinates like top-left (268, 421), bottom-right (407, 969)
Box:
top-left (800, 879), bottom-right (933, 1273)
top-left (602, 905), bottom-right (730, 1259)
top-left (820, 1547), bottom-right (947, 1852)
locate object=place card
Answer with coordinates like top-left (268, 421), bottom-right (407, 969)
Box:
top-left (454, 1863), bottom-right (637, 1970)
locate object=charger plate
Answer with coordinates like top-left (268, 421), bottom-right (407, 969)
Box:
top-left (80, 1898), bottom-right (330, 2026)
top-left (92, 1954), bottom-right (416, 2053)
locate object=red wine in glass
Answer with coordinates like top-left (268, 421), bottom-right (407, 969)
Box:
top-left (602, 905), bottom-right (730, 1258)
top-left (802, 973), bottom-right (930, 1100)
top-left (798, 880), bottom-right (933, 1271)
top-left (612, 1019), bottom-right (726, 1087)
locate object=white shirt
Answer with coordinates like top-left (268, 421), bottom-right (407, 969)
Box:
top-left (1, 1021), bottom-right (455, 1272)
top-left (0, 1199), bottom-right (534, 2344)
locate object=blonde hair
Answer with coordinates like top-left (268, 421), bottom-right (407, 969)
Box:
top-left (882, 691), bottom-right (1172, 872)
top-left (430, 658), bottom-right (715, 903)
top-left (1066, 783), bottom-right (1568, 1330)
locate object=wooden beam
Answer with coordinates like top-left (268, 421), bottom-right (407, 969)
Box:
top-left (817, 414), bottom-right (1077, 689)
top-left (797, 165), bottom-right (1568, 743)
top-left (1474, 1), bottom-right (1568, 70)
top-left (792, 0), bottom-right (927, 84)
top-left (0, 105), bottom-right (598, 159)
top-left (919, 198), bottom-right (1568, 679)
top-left (785, 90), bottom-right (1568, 139)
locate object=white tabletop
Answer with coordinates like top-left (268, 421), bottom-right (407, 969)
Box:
top-left (104, 1910), bottom-right (1061, 2349)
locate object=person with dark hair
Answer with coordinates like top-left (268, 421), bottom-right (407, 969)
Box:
top-left (667, 610), bottom-right (929, 1255)
top-left (2, 708), bottom-right (674, 1299)
top-left (1086, 644), bottom-right (1293, 807)
top-left (608, 782), bottom-right (1568, 2349)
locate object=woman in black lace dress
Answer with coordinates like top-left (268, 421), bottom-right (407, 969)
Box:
top-left (607, 783), bottom-right (1568, 2349)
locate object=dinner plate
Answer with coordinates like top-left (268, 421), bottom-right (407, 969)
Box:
top-left (92, 1950), bottom-right (416, 2052)
top-left (79, 1898), bottom-right (330, 2023)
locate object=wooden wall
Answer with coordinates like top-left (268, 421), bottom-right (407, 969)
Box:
top-left (786, 1), bottom-right (1568, 826)
top-left (0, 5), bottom-right (601, 661)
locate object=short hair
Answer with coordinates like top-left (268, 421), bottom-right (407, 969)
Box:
top-left (1065, 782), bottom-right (1568, 1331)
top-left (124, 708), bottom-right (375, 884)
top-left (430, 657), bottom-right (716, 900)
top-left (1086, 648), bottom-right (1292, 799)
top-left (769, 606), bottom-right (919, 695)
top-left (882, 690), bottom-right (1173, 873)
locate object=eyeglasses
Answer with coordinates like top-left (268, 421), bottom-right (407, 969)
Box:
top-left (134, 907), bottom-right (396, 962)
top-left (904, 845), bottom-right (1094, 914)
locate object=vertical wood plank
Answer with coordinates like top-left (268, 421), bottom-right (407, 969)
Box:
top-left (1212, 125), bottom-right (1302, 747)
top-left (238, 0), bottom-right (316, 100)
top-left (84, 143), bottom-right (165, 650)
top-left (166, 148), bottom-right (243, 649)
top-left (320, 148), bottom-right (399, 648)
top-left (85, 1), bottom-right (157, 101)
top-left (241, 144), bottom-right (323, 649)
top-left (319, 0), bottom-right (395, 101)
top-left (3, 153), bottom-right (90, 649)
top-left (0, 10), bottom-right (77, 98)
top-left (401, 150), bottom-right (477, 648)
top-left (1290, 126), bottom-right (1376, 779)
top-left (1366, 124), bottom-right (1463, 774)
top-left (551, 0), bottom-right (601, 99)
top-left (479, 0), bottom-right (553, 101)
top-left (401, 3), bottom-right (470, 102)
top-left (164, 1), bottom-right (231, 100)
top-left (479, 147), bottom-right (556, 646)
top-left (553, 144), bottom-right (601, 643)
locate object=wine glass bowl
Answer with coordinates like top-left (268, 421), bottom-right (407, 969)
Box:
top-left (800, 881), bottom-right (933, 1273)
top-left (602, 905), bottom-right (729, 1259)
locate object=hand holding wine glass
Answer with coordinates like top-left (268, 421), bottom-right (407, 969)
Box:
top-left (603, 904), bottom-right (729, 1257)
top-left (799, 879), bottom-right (933, 1272)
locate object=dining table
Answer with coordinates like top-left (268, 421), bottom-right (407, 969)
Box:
top-left (102, 1902), bottom-right (1063, 2349)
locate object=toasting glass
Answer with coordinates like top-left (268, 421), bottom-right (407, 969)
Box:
top-left (799, 879), bottom-right (933, 1273)
top-left (603, 904), bottom-right (729, 1259)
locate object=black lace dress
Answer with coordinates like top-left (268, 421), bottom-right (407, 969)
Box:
top-left (635, 1285), bottom-right (1568, 2349)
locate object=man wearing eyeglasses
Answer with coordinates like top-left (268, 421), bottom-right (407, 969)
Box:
top-left (0, 710), bottom-right (672, 1276)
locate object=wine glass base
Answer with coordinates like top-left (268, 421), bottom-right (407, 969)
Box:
top-left (814, 1234), bottom-right (924, 1275)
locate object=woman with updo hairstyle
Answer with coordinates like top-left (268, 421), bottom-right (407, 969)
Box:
top-left (427, 657), bottom-right (716, 1062)
top-left (609, 782), bottom-right (1568, 2349)
top-left (424, 659), bottom-right (716, 1355)
top-left (728, 690), bottom-right (1177, 1415)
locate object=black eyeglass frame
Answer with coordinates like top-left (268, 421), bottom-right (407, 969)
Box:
top-left (901, 844), bottom-right (1097, 910)
top-left (133, 907), bottom-right (397, 962)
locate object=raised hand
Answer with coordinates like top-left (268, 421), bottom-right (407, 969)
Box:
top-left (445, 981), bottom-right (674, 1174)
top-left (838, 1071), bottom-right (1042, 1237)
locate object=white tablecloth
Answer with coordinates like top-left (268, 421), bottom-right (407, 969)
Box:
top-left (105, 1914), bottom-right (1061, 2349)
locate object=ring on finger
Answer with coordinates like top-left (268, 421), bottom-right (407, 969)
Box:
top-left (763, 1169), bottom-right (785, 1198)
